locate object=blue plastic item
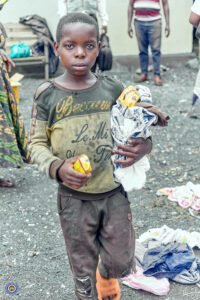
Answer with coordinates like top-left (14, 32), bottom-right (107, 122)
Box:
top-left (10, 43), bottom-right (31, 59)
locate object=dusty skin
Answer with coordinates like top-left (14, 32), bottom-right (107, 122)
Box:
top-left (0, 56), bottom-right (200, 299)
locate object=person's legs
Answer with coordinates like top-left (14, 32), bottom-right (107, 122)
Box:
top-left (193, 68), bottom-right (200, 105)
top-left (149, 19), bottom-right (162, 85)
top-left (97, 190), bottom-right (135, 298)
top-left (57, 192), bottom-right (100, 300)
top-left (188, 68), bottom-right (200, 117)
top-left (134, 20), bottom-right (149, 80)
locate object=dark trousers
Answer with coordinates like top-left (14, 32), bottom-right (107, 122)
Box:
top-left (134, 19), bottom-right (162, 76)
top-left (57, 189), bottom-right (135, 300)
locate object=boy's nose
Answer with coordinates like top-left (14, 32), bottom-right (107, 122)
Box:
top-left (75, 46), bottom-right (86, 58)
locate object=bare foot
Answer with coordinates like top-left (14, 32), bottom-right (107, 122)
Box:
top-left (0, 179), bottom-right (15, 188)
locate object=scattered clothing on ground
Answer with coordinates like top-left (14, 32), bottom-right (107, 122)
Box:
top-left (138, 225), bottom-right (200, 250)
top-left (157, 182), bottom-right (200, 212)
top-left (121, 265), bottom-right (170, 296)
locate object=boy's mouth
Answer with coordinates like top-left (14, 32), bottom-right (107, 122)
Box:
top-left (72, 64), bottom-right (88, 71)
top-left (73, 64), bottom-right (87, 67)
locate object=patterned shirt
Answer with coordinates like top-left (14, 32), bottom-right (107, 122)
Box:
top-left (132, 0), bottom-right (161, 21)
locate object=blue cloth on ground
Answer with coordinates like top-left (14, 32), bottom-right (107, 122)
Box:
top-left (143, 243), bottom-right (195, 279)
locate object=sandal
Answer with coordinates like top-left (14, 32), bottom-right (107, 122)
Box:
top-left (0, 178), bottom-right (15, 188)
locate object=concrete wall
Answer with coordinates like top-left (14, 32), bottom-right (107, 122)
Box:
top-left (107, 0), bottom-right (193, 56)
top-left (0, 0), bottom-right (193, 56)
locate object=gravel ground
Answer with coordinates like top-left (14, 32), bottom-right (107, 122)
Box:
top-left (0, 56), bottom-right (200, 300)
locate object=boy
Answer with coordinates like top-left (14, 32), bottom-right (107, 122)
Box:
top-left (29, 13), bottom-right (152, 300)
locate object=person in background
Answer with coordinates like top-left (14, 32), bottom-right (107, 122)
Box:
top-left (57, 0), bottom-right (108, 34)
top-left (0, 0), bottom-right (30, 187)
top-left (189, 0), bottom-right (200, 114)
top-left (29, 12), bottom-right (152, 299)
top-left (127, 0), bottom-right (170, 86)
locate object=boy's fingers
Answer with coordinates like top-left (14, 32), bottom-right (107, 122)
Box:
top-left (115, 158), bottom-right (134, 168)
top-left (113, 149), bottom-right (135, 158)
top-left (127, 138), bottom-right (144, 145)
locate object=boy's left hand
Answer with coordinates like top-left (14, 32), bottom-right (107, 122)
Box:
top-left (113, 138), bottom-right (152, 168)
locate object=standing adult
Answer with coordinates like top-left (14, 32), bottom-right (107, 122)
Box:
top-left (57, 0), bottom-right (109, 34)
top-left (127, 0), bottom-right (170, 86)
top-left (189, 0), bottom-right (200, 111)
top-left (0, 0), bottom-right (30, 187)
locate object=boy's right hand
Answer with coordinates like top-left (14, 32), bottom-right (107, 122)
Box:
top-left (58, 157), bottom-right (91, 189)
top-left (128, 25), bottom-right (133, 38)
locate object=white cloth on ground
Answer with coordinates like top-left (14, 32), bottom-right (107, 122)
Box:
top-left (157, 182), bottom-right (200, 211)
top-left (138, 225), bottom-right (200, 250)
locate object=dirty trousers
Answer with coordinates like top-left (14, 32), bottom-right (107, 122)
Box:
top-left (57, 188), bottom-right (135, 300)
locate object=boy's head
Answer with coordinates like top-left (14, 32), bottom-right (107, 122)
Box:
top-left (56, 12), bottom-right (99, 43)
top-left (55, 12), bottom-right (100, 76)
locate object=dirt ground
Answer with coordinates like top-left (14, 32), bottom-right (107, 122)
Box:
top-left (0, 56), bottom-right (200, 300)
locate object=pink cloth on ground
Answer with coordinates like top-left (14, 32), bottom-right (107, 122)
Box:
top-left (157, 182), bottom-right (200, 211)
top-left (121, 266), bottom-right (170, 296)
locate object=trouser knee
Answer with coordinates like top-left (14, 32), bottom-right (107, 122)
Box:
top-left (99, 259), bottom-right (133, 279)
top-left (74, 275), bottom-right (98, 300)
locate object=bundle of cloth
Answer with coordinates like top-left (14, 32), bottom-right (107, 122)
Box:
top-left (111, 85), bottom-right (169, 192)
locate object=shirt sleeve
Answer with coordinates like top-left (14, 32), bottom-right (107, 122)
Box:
top-left (191, 0), bottom-right (200, 15)
top-left (29, 94), bottom-right (63, 179)
top-left (57, 0), bottom-right (67, 18)
top-left (97, 0), bottom-right (109, 26)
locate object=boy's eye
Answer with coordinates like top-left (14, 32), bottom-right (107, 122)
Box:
top-left (86, 43), bottom-right (95, 50)
top-left (65, 43), bottom-right (74, 50)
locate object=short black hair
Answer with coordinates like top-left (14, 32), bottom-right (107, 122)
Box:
top-left (56, 12), bottom-right (99, 43)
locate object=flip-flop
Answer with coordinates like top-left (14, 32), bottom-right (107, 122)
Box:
top-left (0, 179), bottom-right (15, 188)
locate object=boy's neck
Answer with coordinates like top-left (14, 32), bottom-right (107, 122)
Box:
top-left (55, 71), bottom-right (97, 91)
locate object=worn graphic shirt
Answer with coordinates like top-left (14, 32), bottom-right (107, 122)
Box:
top-left (30, 76), bottom-right (123, 194)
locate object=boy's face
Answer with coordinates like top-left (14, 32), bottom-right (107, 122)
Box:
top-left (55, 22), bottom-right (100, 76)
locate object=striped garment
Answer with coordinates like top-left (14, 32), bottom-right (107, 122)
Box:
top-left (133, 0), bottom-right (161, 21)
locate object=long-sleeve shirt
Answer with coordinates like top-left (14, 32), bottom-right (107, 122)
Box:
top-left (29, 76), bottom-right (123, 194)
top-left (57, 0), bottom-right (109, 26)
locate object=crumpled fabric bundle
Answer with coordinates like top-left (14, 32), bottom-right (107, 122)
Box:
top-left (157, 181), bottom-right (200, 210)
top-left (138, 225), bottom-right (200, 250)
top-left (121, 265), bottom-right (170, 296)
top-left (142, 243), bottom-right (200, 284)
top-left (111, 85), bottom-right (157, 192)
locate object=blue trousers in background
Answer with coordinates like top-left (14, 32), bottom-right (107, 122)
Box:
top-left (134, 19), bottom-right (162, 76)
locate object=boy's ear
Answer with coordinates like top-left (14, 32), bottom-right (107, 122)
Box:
top-left (54, 41), bottom-right (59, 56)
top-left (97, 41), bottom-right (101, 56)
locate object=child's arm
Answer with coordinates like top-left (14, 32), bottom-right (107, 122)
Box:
top-left (29, 100), bottom-right (64, 178)
top-left (112, 137), bottom-right (152, 168)
top-left (29, 92), bottom-right (90, 189)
